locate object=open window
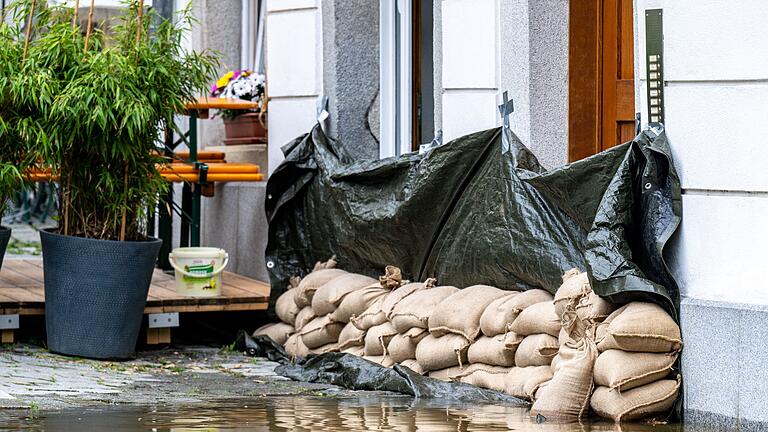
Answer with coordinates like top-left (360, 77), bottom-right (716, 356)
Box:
top-left (380, 0), bottom-right (434, 158)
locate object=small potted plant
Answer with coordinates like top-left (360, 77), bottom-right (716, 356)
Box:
top-left (13, 0), bottom-right (217, 358)
top-left (210, 70), bottom-right (267, 145)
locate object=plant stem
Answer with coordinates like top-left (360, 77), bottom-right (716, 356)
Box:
top-left (135, 0), bottom-right (144, 45)
top-left (83, 0), bottom-right (95, 53)
top-left (22, 0), bottom-right (36, 60)
top-left (72, 0), bottom-right (80, 28)
top-left (119, 168), bottom-right (128, 241)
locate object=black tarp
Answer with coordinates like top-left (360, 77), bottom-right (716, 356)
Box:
top-left (264, 124), bottom-right (681, 316)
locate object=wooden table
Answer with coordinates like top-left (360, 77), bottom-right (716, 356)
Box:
top-left (0, 259), bottom-right (270, 344)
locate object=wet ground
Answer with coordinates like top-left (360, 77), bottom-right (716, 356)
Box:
top-left (0, 345), bottom-right (693, 431)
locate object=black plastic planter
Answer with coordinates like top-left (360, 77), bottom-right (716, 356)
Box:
top-left (40, 230), bottom-right (162, 359)
top-left (0, 226), bottom-right (10, 271)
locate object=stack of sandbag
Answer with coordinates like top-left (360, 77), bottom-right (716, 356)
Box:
top-left (253, 276), bottom-right (301, 345)
top-left (591, 302), bottom-right (682, 422)
top-left (387, 281), bottom-right (458, 374)
top-left (354, 274), bottom-right (435, 367)
top-left (419, 284), bottom-right (507, 380)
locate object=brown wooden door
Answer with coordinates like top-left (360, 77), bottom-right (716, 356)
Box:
top-left (569, 0), bottom-right (636, 162)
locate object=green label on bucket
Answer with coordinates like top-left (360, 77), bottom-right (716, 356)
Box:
top-left (183, 263), bottom-right (214, 281)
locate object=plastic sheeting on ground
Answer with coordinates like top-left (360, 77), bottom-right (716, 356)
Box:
top-left (237, 332), bottom-right (527, 405)
top-left (265, 125), bottom-right (681, 317)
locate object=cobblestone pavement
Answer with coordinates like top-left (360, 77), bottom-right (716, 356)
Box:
top-left (0, 345), bottom-right (354, 412)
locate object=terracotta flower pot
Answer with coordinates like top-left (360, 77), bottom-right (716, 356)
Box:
top-left (223, 112), bottom-right (267, 145)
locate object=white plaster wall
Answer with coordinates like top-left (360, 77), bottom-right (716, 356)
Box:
top-left (265, 3), bottom-right (323, 175)
top-left (636, 0), bottom-right (768, 305)
top-left (440, 0), bottom-right (499, 142)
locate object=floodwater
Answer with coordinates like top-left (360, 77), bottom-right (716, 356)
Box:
top-left (0, 396), bottom-right (685, 431)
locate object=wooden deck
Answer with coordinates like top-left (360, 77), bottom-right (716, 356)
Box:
top-left (0, 259), bottom-right (270, 315)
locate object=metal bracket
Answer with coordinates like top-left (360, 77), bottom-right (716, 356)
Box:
top-left (148, 313), bottom-right (180, 329)
top-left (0, 315), bottom-right (19, 330)
top-left (497, 91), bottom-right (514, 128)
top-left (194, 162), bottom-right (209, 185)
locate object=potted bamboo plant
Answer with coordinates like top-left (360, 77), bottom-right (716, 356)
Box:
top-left (0, 14), bottom-right (34, 270)
top-left (12, 0), bottom-right (217, 358)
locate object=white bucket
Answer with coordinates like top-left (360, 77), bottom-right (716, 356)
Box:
top-left (168, 247), bottom-right (229, 297)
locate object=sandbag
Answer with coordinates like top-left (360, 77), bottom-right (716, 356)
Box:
top-left (479, 289), bottom-right (553, 337)
top-left (427, 365), bottom-right (465, 382)
top-left (294, 306), bottom-right (316, 331)
top-left (590, 378), bottom-right (681, 422)
top-left (275, 280), bottom-right (301, 325)
top-left (284, 333), bottom-right (310, 357)
top-left (428, 285), bottom-right (507, 342)
top-left (415, 333), bottom-right (470, 372)
top-left (576, 291), bottom-right (615, 322)
top-left (553, 269), bottom-right (590, 318)
top-left (338, 322), bottom-right (366, 350)
top-left (330, 285), bottom-right (390, 323)
top-left (299, 315), bottom-right (345, 349)
top-left (596, 302), bottom-right (682, 353)
top-left (387, 328), bottom-right (428, 363)
top-left (350, 297), bottom-right (388, 331)
top-left (594, 350), bottom-right (678, 391)
top-left (466, 332), bottom-right (523, 367)
top-left (311, 273), bottom-right (378, 316)
top-left (514, 334), bottom-right (559, 367)
top-left (363, 355), bottom-right (395, 368)
top-left (453, 364), bottom-right (510, 392)
top-left (400, 359), bottom-right (425, 375)
top-left (310, 342), bottom-right (339, 354)
top-left (342, 345), bottom-right (365, 356)
top-left (294, 268), bottom-right (348, 308)
top-left (508, 301), bottom-right (560, 337)
top-left (389, 285), bottom-right (459, 332)
top-left (364, 322), bottom-right (398, 356)
top-left (530, 336), bottom-right (598, 420)
top-left (252, 322), bottom-right (294, 346)
top-left (380, 281), bottom-right (432, 318)
top-left (504, 366), bottom-right (553, 400)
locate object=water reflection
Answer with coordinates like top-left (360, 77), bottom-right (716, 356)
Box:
top-left (0, 396), bottom-right (684, 431)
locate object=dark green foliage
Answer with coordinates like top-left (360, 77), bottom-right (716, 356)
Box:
top-left (1, 0), bottom-right (218, 240)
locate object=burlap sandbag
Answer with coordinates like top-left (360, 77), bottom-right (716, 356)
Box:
top-left (342, 345), bottom-right (365, 356)
top-left (594, 350), bottom-right (678, 391)
top-left (380, 280), bottom-right (432, 318)
top-left (590, 377), bottom-right (681, 422)
top-left (504, 366), bottom-right (553, 400)
top-left (330, 285), bottom-right (390, 323)
top-left (294, 306), bottom-right (316, 331)
top-left (415, 333), bottom-right (470, 371)
top-left (389, 285), bottom-right (459, 332)
top-left (530, 336), bottom-right (598, 419)
top-left (299, 315), bottom-right (345, 349)
top-left (387, 328), bottom-right (428, 363)
top-left (466, 332), bottom-right (523, 367)
top-left (515, 334), bottom-right (559, 367)
top-left (428, 285), bottom-right (507, 342)
top-left (311, 273), bottom-right (378, 316)
top-left (328, 265), bottom-right (403, 323)
top-left (479, 289), bottom-right (553, 337)
top-left (275, 277), bottom-right (301, 325)
top-left (310, 342), bottom-right (339, 354)
top-left (364, 322), bottom-right (398, 356)
top-left (252, 322), bottom-right (294, 345)
top-left (508, 300), bottom-right (560, 337)
top-left (350, 297), bottom-right (388, 330)
top-left (596, 302), bottom-right (682, 353)
top-left (553, 269), bottom-right (590, 318)
top-left (427, 365), bottom-right (465, 382)
top-left (337, 322), bottom-right (366, 350)
top-left (575, 292), bottom-right (615, 322)
top-left (400, 359), bottom-right (425, 375)
top-left (363, 355), bottom-right (395, 368)
top-left (294, 268), bottom-right (348, 308)
top-left (284, 333), bottom-right (310, 358)
top-left (453, 364), bottom-right (510, 392)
